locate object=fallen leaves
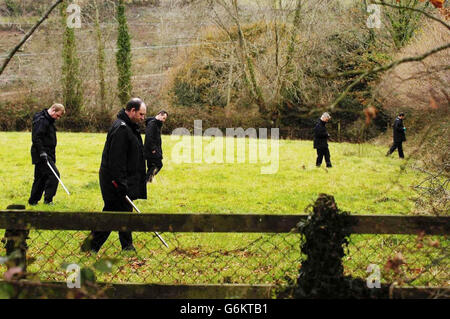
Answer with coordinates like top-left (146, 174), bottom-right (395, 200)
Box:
top-left (439, 7), bottom-right (450, 19)
top-left (384, 252), bottom-right (406, 273)
top-left (429, 96), bottom-right (439, 109)
top-left (418, 0), bottom-right (446, 8)
top-left (364, 106), bottom-right (378, 125)
top-left (127, 256), bottom-right (147, 269)
top-left (3, 266), bottom-right (23, 281)
top-left (430, 0), bottom-right (445, 9)
top-left (428, 239), bottom-right (440, 248)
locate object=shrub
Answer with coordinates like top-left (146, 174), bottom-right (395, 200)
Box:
top-left (293, 194), bottom-right (387, 298)
top-left (61, 0), bottom-right (84, 121)
top-left (163, 11), bottom-right (391, 140)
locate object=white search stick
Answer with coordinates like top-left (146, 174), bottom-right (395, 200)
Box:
top-left (124, 194), bottom-right (169, 249)
top-left (47, 160), bottom-right (70, 195)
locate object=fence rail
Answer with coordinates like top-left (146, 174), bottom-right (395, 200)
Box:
top-left (0, 210), bottom-right (448, 234)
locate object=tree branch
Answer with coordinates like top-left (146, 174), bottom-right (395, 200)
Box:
top-left (372, 1), bottom-right (450, 31)
top-left (329, 71), bottom-right (370, 110)
top-left (0, 0), bottom-right (64, 76)
top-left (328, 41), bottom-right (450, 110)
top-left (325, 42), bottom-right (450, 79)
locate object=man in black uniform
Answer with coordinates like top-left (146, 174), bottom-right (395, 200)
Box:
top-left (81, 98), bottom-right (147, 253)
top-left (144, 110), bottom-right (168, 183)
top-left (28, 103), bottom-right (65, 205)
top-left (386, 113), bottom-right (406, 158)
top-left (313, 112), bottom-right (332, 168)
top-left (5, 103), bottom-right (64, 271)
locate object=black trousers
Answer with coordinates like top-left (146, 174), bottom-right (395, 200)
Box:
top-left (388, 142), bottom-right (404, 158)
top-left (316, 147), bottom-right (332, 167)
top-left (28, 160), bottom-right (59, 204)
top-left (146, 158), bottom-right (163, 182)
top-left (83, 199), bottom-right (133, 252)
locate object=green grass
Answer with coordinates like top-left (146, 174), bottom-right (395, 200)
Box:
top-left (1, 132), bottom-right (447, 289)
top-left (0, 132), bottom-right (422, 215)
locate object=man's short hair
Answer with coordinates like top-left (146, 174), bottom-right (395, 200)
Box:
top-left (157, 110), bottom-right (168, 117)
top-left (126, 98), bottom-right (144, 111)
top-left (51, 103), bottom-right (65, 114)
top-left (399, 112), bottom-right (405, 117)
top-left (321, 112), bottom-right (331, 121)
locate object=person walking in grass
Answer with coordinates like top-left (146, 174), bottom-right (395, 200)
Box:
top-left (81, 98), bottom-right (147, 253)
top-left (144, 110), bottom-right (168, 183)
top-left (314, 112), bottom-right (332, 168)
top-left (28, 103), bottom-right (65, 206)
top-left (386, 112), bottom-right (406, 159)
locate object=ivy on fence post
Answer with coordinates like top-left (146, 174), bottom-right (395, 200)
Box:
top-left (294, 194), bottom-right (389, 298)
top-left (2, 205), bottom-right (29, 278)
top-left (295, 194), bottom-right (354, 298)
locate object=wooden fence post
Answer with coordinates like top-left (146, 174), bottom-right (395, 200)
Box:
top-left (3, 205), bottom-right (29, 274)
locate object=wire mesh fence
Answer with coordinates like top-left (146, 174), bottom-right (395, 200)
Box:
top-left (345, 234), bottom-right (449, 289)
top-left (1, 229), bottom-right (448, 291)
top-left (1, 230), bottom-right (301, 286)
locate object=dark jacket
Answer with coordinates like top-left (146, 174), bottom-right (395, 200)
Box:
top-left (99, 109), bottom-right (147, 201)
top-left (313, 119), bottom-right (329, 149)
top-left (144, 117), bottom-right (163, 160)
top-left (30, 109), bottom-right (57, 164)
top-left (393, 117), bottom-right (406, 143)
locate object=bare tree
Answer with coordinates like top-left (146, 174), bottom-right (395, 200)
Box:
top-left (327, 1), bottom-right (449, 110)
top-left (210, 0), bottom-right (267, 115)
top-left (0, 0), bottom-right (64, 76)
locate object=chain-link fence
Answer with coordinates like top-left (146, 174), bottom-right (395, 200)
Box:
top-left (1, 230), bottom-right (300, 286)
top-left (345, 234), bottom-right (449, 288)
top-left (1, 229), bottom-right (448, 292)
top-left (1, 194), bottom-right (449, 299)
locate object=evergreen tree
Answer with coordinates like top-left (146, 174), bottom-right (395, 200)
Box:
top-left (116, 0), bottom-right (132, 105)
top-left (61, 0), bottom-right (83, 118)
top-left (94, 0), bottom-right (107, 111)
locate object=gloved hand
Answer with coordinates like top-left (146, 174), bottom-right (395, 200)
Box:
top-left (403, 127), bottom-right (406, 132)
top-left (112, 180), bottom-right (128, 197)
top-left (39, 152), bottom-right (48, 162)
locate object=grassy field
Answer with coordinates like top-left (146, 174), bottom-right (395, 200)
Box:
top-left (0, 131), bottom-right (421, 215)
top-left (1, 132), bottom-right (447, 289)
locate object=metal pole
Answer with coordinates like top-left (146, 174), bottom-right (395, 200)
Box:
top-left (46, 161), bottom-right (70, 195)
top-left (124, 195), bottom-right (169, 249)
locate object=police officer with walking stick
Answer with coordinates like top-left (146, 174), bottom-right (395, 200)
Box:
top-left (81, 98), bottom-right (147, 253)
top-left (28, 103), bottom-right (65, 205)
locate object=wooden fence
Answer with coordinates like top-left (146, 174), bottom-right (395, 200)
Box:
top-left (0, 208), bottom-right (449, 299)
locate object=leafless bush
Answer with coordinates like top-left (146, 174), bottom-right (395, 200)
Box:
top-left (375, 20), bottom-right (450, 113)
top-left (162, 0), bottom-right (386, 132)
